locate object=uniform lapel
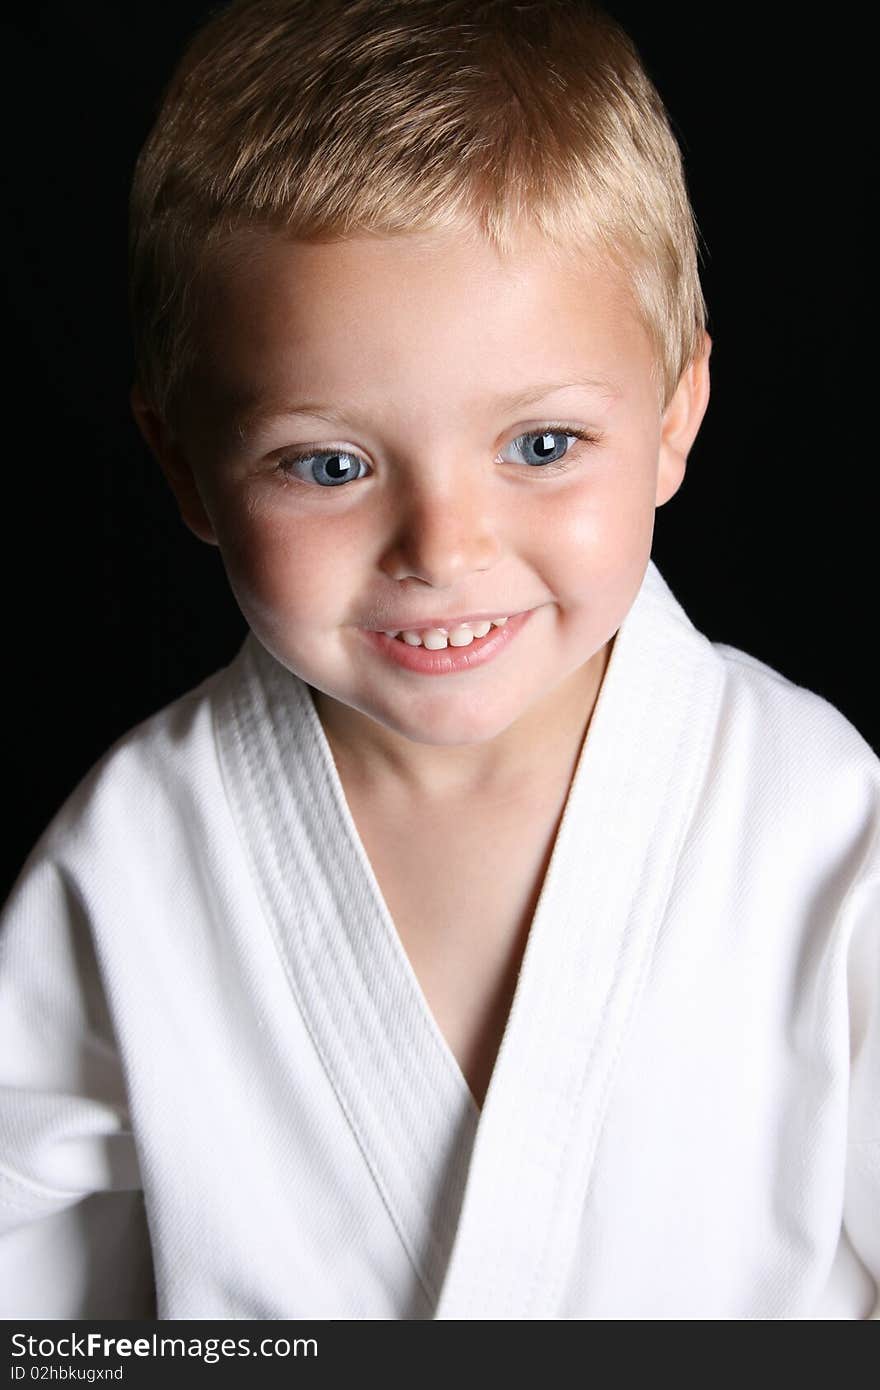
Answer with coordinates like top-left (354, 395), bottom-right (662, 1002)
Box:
top-left (433, 560), bottom-right (725, 1318)
top-left (214, 636), bottom-right (479, 1309)
top-left (215, 559), bottom-right (724, 1319)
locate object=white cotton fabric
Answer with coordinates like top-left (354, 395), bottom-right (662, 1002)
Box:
top-left (1, 559), bottom-right (877, 1320)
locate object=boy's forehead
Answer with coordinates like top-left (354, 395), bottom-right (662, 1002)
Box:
top-left (191, 225), bottom-right (650, 436)
top-left (202, 221), bottom-right (632, 318)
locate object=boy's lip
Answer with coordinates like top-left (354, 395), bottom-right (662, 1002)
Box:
top-left (366, 608), bottom-right (525, 631)
top-left (362, 608), bottom-right (533, 674)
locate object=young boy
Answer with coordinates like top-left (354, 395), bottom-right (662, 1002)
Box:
top-left (1, 0), bottom-right (877, 1321)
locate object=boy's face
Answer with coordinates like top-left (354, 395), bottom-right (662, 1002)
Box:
top-left (140, 225), bottom-right (709, 751)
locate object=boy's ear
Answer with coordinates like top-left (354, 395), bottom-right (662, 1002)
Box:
top-left (129, 384), bottom-right (219, 546)
top-left (655, 331), bottom-right (712, 507)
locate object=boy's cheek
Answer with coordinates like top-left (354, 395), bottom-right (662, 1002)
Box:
top-left (213, 511), bottom-right (350, 629)
top-left (526, 475), bottom-right (655, 580)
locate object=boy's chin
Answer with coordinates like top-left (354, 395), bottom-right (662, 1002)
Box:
top-left (358, 693), bottom-right (531, 749)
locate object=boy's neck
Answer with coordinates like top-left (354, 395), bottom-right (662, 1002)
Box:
top-left (310, 639), bottom-right (613, 804)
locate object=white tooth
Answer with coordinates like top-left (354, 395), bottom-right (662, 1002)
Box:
top-left (401, 631), bottom-right (423, 646)
top-left (491, 616), bottom-right (509, 627)
top-left (448, 625), bottom-right (475, 647)
top-left (383, 630), bottom-right (400, 638)
top-left (422, 629), bottom-right (449, 650)
top-left (471, 621), bottom-right (492, 638)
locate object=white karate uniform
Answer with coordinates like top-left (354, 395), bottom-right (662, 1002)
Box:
top-left (1, 560), bottom-right (877, 1320)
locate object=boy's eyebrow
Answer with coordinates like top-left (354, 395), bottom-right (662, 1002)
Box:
top-left (486, 376), bottom-right (621, 410)
top-left (235, 376), bottom-right (619, 437)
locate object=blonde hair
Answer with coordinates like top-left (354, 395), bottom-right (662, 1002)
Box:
top-left (129, 0), bottom-right (708, 431)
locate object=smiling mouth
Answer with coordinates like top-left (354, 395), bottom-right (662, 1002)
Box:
top-left (378, 616), bottom-right (510, 650)
top-left (363, 606), bottom-right (535, 676)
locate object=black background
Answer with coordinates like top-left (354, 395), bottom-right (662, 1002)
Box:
top-left (1, 4), bottom-right (873, 900)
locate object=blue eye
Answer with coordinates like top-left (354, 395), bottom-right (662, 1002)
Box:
top-left (276, 424), bottom-right (598, 488)
top-left (503, 429), bottom-right (582, 468)
top-left (279, 449), bottom-right (369, 487)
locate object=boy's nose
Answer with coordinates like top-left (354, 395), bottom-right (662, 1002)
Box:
top-left (378, 479), bottom-right (502, 588)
